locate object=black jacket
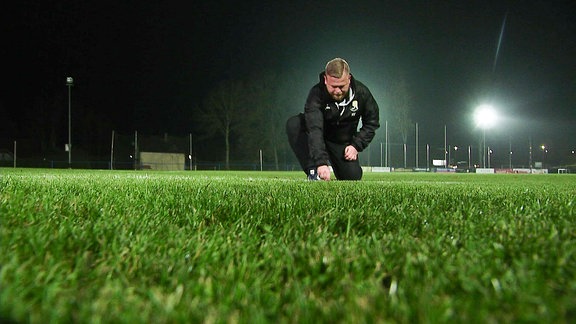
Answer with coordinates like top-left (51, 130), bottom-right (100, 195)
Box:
top-left (304, 73), bottom-right (380, 167)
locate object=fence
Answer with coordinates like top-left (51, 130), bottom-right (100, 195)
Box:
top-left (2, 131), bottom-right (570, 171)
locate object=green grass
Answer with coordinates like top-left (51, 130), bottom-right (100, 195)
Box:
top-left (1, 169), bottom-right (575, 323)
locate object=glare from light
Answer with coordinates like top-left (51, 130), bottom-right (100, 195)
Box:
top-left (474, 104), bottom-right (498, 129)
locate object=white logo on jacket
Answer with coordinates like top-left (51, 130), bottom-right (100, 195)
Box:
top-left (351, 100), bottom-right (359, 112)
top-left (350, 100), bottom-right (359, 116)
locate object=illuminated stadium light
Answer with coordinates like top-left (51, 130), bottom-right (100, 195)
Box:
top-left (474, 104), bottom-right (498, 129)
top-left (474, 104), bottom-right (499, 168)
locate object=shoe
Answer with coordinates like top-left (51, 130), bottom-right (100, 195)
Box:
top-left (307, 169), bottom-right (321, 181)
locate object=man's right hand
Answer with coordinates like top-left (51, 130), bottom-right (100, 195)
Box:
top-left (317, 165), bottom-right (331, 181)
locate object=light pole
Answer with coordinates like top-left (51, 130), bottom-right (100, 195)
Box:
top-left (453, 145), bottom-right (458, 166)
top-left (509, 136), bottom-right (513, 169)
top-left (66, 76), bottom-right (74, 168)
top-left (474, 104), bottom-right (498, 168)
top-left (468, 145), bottom-right (472, 169)
top-left (541, 145), bottom-right (547, 168)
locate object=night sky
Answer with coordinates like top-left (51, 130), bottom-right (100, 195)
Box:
top-left (2, 1), bottom-right (575, 166)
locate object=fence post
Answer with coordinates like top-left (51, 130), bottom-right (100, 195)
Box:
top-left (259, 149), bottom-right (263, 171)
top-left (110, 130), bottom-right (115, 170)
top-left (189, 133), bottom-right (193, 171)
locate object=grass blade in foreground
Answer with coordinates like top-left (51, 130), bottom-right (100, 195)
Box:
top-left (1, 169), bottom-right (575, 322)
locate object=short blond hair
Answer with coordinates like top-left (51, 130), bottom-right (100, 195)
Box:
top-left (325, 58), bottom-right (350, 78)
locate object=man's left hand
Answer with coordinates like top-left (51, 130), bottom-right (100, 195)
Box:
top-left (344, 145), bottom-right (358, 161)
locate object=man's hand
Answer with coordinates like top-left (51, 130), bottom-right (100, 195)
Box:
top-left (344, 145), bottom-right (358, 161)
top-left (317, 165), bottom-right (331, 181)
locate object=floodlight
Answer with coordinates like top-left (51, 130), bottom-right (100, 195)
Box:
top-left (474, 104), bottom-right (498, 129)
top-left (474, 104), bottom-right (499, 168)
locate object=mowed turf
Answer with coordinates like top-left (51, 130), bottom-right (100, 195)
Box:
top-left (1, 168), bottom-right (575, 323)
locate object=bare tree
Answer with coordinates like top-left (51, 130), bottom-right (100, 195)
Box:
top-left (198, 79), bottom-right (247, 169)
top-left (387, 75), bottom-right (414, 168)
top-left (246, 73), bottom-right (289, 170)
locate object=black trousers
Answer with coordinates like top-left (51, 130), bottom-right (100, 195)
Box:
top-left (286, 114), bottom-right (363, 180)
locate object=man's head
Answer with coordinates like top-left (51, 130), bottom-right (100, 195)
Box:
top-left (324, 58), bottom-right (351, 102)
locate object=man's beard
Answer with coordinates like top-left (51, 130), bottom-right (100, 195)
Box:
top-left (331, 90), bottom-right (348, 102)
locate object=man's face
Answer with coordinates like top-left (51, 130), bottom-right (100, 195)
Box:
top-left (324, 72), bottom-right (351, 102)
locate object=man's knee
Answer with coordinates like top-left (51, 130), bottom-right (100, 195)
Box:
top-left (286, 114), bottom-right (303, 137)
top-left (345, 167), bottom-right (363, 180)
top-left (335, 163), bottom-right (363, 180)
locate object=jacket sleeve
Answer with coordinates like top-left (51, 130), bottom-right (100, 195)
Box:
top-left (351, 86), bottom-right (380, 152)
top-left (304, 86), bottom-right (331, 167)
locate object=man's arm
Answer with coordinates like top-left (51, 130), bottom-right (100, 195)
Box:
top-left (304, 86), bottom-right (331, 167)
top-left (351, 87), bottom-right (380, 151)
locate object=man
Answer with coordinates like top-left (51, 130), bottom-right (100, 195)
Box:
top-left (286, 58), bottom-right (380, 180)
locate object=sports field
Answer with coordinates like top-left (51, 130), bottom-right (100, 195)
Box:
top-left (1, 169), bottom-right (575, 323)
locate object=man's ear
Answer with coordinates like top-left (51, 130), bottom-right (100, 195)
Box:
top-left (323, 74), bottom-right (328, 84)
